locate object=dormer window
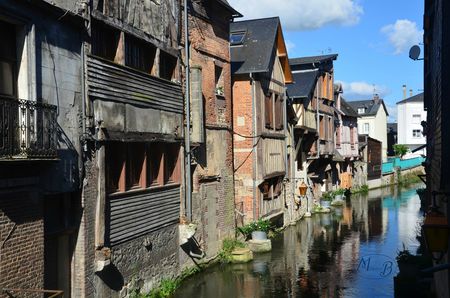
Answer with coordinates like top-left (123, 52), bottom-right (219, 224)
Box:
top-left (230, 31), bottom-right (245, 46)
top-left (358, 107), bottom-right (366, 114)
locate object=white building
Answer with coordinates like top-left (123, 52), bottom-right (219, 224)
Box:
top-left (396, 93), bottom-right (426, 155)
top-left (348, 95), bottom-right (389, 161)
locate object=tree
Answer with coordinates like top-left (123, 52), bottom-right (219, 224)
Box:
top-left (393, 144), bottom-right (408, 157)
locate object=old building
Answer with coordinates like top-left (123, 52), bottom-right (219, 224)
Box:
top-left (231, 17), bottom-right (293, 224)
top-left (358, 135), bottom-right (382, 187)
top-left (185, 0), bottom-right (241, 261)
top-left (423, 0), bottom-right (450, 297)
top-left (396, 92), bottom-right (426, 155)
top-left (334, 84), bottom-right (359, 189)
top-left (347, 95), bottom-right (389, 161)
top-left (0, 1), bottom-right (85, 296)
top-left (80, 1), bottom-right (184, 296)
top-left (288, 54), bottom-right (338, 197)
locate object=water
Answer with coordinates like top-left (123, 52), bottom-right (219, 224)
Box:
top-left (174, 184), bottom-right (424, 298)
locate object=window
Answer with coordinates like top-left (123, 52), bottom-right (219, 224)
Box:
top-left (358, 107), bottom-right (366, 114)
top-left (260, 177), bottom-right (283, 200)
top-left (265, 93), bottom-right (273, 129)
top-left (364, 123), bottom-right (369, 134)
top-left (336, 126), bottom-right (341, 148)
top-left (125, 35), bottom-right (156, 73)
top-left (230, 31), bottom-right (245, 45)
top-left (413, 129), bottom-right (422, 138)
top-left (215, 65), bottom-right (224, 96)
top-left (91, 21), bottom-right (120, 62)
top-left (0, 20), bottom-right (17, 96)
top-left (106, 142), bottom-right (180, 194)
top-left (275, 95), bottom-right (284, 130)
top-left (159, 51), bottom-right (177, 80)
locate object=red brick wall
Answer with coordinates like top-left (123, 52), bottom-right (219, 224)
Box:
top-left (0, 192), bottom-right (44, 296)
top-left (232, 78), bottom-right (259, 222)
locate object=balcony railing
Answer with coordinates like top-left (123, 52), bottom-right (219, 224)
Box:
top-left (0, 97), bottom-right (57, 160)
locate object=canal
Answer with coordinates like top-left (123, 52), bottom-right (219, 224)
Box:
top-left (174, 184), bottom-right (424, 298)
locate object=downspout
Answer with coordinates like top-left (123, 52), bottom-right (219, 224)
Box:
top-left (283, 88), bottom-right (288, 211)
top-left (184, 0), bottom-right (192, 221)
top-left (250, 72), bottom-right (257, 220)
top-left (316, 78), bottom-right (320, 159)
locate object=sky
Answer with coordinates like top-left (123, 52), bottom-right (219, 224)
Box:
top-left (228, 0), bottom-right (424, 122)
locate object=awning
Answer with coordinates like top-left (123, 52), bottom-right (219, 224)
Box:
top-left (411, 144), bottom-right (426, 153)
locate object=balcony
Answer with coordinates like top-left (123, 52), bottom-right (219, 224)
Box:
top-left (0, 97), bottom-right (57, 160)
top-left (294, 104), bottom-right (317, 132)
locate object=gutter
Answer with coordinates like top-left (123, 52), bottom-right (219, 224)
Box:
top-left (184, 0), bottom-right (192, 221)
top-left (250, 72), bottom-right (257, 220)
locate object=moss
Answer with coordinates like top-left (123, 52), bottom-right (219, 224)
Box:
top-left (218, 238), bottom-right (246, 264)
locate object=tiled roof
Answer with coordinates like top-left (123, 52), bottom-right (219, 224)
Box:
top-left (287, 70), bottom-right (319, 99)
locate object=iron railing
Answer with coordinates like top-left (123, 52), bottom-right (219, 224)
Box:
top-left (0, 96), bottom-right (57, 159)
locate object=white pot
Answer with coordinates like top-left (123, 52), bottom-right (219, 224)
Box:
top-left (251, 231), bottom-right (268, 240)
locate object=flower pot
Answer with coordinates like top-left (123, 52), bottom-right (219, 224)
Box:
top-left (397, 262), bottom-right (419, 278)
top-left (321, 201), bottom-right (331, 208)
top-left (251, 231), bottom-right (267, 240)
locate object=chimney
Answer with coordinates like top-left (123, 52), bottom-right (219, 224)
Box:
top-left (373, 93), bottom-right (380, 103)
top-left (409, 89), bottom-right (413, 97)
top-left (402, 85), bottom-right (407, 99)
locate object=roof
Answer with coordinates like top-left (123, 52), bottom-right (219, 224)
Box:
top-left (217, 0), bottom-right (242, 17)
top-left (289, 54), bottom-right (338, 66)
top-left (287, 70), bottom-right (319, 99)
top-left (230, 17), bottom-right (287, 76)
top-left (340, 98), bottom-right (359, 118)
top-left (347, 98), bottom-right (389, 117)
top-left (396, 92), bottom-right (424, 105)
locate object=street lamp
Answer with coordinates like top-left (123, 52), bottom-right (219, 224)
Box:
top-left (298, 179), bottom-right (311, 217)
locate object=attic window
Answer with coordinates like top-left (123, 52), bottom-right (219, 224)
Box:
top-left (358, 107), bottom-right (366, 114)
top-left (230, 31), bottom-right (245, 46)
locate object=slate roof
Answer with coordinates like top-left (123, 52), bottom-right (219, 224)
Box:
top-left (289, 54), bottom-right (338, 66)
top-left (217, 0), bottom-right (242, 17)
top-left (396, 92), bottom-right (424, 104)
top-left (287, 70), bottom-right (319, 99)
top-left (230, 17), bottom-right (280, 74)
top-left (347, 99), bottom-right (389, 117)
top-left (340, 98), bottom-right (359, 118)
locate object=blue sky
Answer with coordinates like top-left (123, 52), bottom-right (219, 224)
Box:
top-left (228, 0), bottom-right (424, 122)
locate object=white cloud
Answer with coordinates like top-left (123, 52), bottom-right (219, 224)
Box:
top-left (228, 0), bottom-right (363, 31)
top-left (337, 81), bottom-right (390, 97)
top-left (381, 19), bottom-right (423, 55)
top-left (285, 40), bottom-right (296, 52)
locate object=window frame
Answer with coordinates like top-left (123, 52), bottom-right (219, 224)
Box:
top-left (106, 142), bottom-right (181, 195)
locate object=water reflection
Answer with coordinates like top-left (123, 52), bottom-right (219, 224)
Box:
top-left (174, 184), bottom-right (423, 298)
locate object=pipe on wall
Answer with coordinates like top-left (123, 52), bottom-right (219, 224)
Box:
top-left (250, 72), bottom-right (257, 221)
top-left (184, 0), bottom-right (192, 221)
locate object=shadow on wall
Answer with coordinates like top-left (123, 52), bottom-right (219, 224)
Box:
top-left (95, 263), bottom-right (125, 292)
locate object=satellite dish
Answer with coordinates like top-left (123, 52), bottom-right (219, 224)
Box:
top-left (409, 45), bottom-right (421, 60)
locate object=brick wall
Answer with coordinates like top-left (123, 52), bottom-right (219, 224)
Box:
top-left (184, 1), bottom-right (236, 260)
top-left (0, 191), bottom-right (44, 297)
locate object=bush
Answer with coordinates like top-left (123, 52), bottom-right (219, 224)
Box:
top-left (393, 144), bottom-right (409, 157)
top-left (334, 188), bottom-right (345, 196)
top-left (218, 238), bottom-right (246, 263)
top-left (321, 191), bottom-right (333, 201)
top-left (351, 184), bottom-right (369, 194)
top-left (238, 219), bottom-right (272, 239)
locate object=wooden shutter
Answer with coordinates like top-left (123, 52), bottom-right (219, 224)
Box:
top-left (265, 93), bottom-right (273, 129)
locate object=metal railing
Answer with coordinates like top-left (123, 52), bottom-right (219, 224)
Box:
top-left (0, 96), bottom-right (58, 159)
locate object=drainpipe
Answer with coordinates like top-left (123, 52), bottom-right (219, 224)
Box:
top-left (184, 0), bottom-right (192, 221)
top-left (283, 88), bottom-right (289, 212)
top-left (250, 72), bottom-right (257, 221)
top-left (316, 78), bottom-right (320, 159)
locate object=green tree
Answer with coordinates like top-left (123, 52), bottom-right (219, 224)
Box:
top-left (393, 144), bottom-right (408, 157)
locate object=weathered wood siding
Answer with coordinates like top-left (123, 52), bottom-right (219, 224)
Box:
top-left (294, 104), bottom-right (316, 131)
top-left (367, 138), bottom-right (382, 180)
top-left (87, 55), bottom-right (183, 114)
top-left (262, 138), bottom-right (285, 177)
top-left (106, 186), bottom-right (180, 246)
